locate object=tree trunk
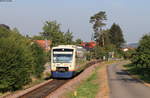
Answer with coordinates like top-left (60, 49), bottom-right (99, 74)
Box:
top-left (102, 35), bottom-right (105, 47)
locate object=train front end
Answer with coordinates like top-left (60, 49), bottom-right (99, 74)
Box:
top-left (51, 46), bottom-right (76, 78)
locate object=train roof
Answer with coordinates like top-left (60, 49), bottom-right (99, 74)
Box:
top-left (52, 45), bottom-right (85, 50)
top-left (52, 45), bottom-right (76, 49)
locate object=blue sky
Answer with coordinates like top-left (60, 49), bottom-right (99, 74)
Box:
top-left (0, 0), bottom-right (150, 43)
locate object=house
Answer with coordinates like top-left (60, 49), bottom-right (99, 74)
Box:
top-left (122, 48), bottom-right (129, 52)
top-left (81, 41), bottom-right (96, 50)
top-left (121, 47), bottom-right (135, 52)
top-left (121, 43), bottom-right (138, 52)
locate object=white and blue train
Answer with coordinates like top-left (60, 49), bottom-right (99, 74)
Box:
top-left (51, 45), bottom-right (86, 78)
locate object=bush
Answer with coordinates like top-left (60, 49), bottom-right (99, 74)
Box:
top-left (0, 36), bottom-right (34, 92)
top-left (91, 46), bottom-right (107, 59)
top-left (0, 26), bottom-right (11, 38)
top-left (132, 34), bottom-right (150, 75)
top-left (31, 43), bottom-right (46, 78)
top-left (123, 49), bottom-right (135, 59)
top-left (0, 27), bottom-right (47, 92)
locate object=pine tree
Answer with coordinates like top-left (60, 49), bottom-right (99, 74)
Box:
top-left (90, 11), bottom-right (107, 46)
top-left (109, 23), bottom-right (125, 48)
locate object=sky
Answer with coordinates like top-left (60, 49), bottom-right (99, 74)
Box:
top-left (0, 0), bottom-right (150, 43)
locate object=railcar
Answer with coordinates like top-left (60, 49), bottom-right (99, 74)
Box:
top-left (51, 45), bottom-right (86, 78)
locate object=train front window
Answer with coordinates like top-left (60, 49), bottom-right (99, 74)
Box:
top-left (53, 54), bottom-right (73, 63)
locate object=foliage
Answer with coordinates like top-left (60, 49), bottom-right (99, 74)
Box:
top-left (64, 29), bottom-right (73, 44)
top-left (102, 29), bottom-right (111, 46)
top-left (31, 43), bottom-right (46, 78)
top-left (123, 49), bottom-right (135, 59)
top-left (40, 21), bottom-right (64, 46)
top-left (12, 28), bottom-right (20, 34)
top-left (109, 23), bottom-right (125, 48)
top-left (124, 63), bottom-right (150, 83)
top-left (90, 11), bottom-right (107, 46)
top-left (131, 34), bottom-right (150, 76)
top-left (32, 35), bottom-right (45, 40)
top-left (132, 34), bottom-right (150, 67)
top-left (0, 26), bottom-right (47, 92)
top-left (0, 26), bottom-right (11, 38)
top-left (0, 24), bottom-right (10, 30)
top-left (74, 38), bottom-right (82, 46)
top-left (40, 21), bottom-right (75, 46)
top-left (90, 46), bottom-right (106, 59)
top-left (89, 12), bottom-right (126, 59)
top-left (0, 29), bottom-right (34, 92)
top-left (107, 23), bottom-right (126, 58)
top-left (90, 11), bottom-right (107, 33)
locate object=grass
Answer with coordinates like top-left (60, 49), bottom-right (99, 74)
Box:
top-left (124, 63), bottom-right (150, 83)
top-left (66, 60), bottom-right (120, 98)
top-left (67, 66), bottom-right (100, 98)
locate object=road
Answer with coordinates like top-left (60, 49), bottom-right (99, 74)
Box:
top-left (108, 61), bottom-right (150, 98)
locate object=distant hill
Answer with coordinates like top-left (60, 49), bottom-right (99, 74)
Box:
top-left (128, 43), bottom-right (139, 48)
top-left (121, 43), bottom-right (138, 49)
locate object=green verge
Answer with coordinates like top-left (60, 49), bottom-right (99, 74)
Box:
top-left (124, 63), bottom-right (150, 83)
top-left (67, 66), bottom-right (100, 98)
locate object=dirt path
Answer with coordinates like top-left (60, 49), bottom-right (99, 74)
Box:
top-left (96, 62), bottom-right (109, 98)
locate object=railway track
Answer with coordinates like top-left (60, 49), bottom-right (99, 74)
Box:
top-left (3, 60), bottom-right (101, 98)
top-left (19, 79), bottom-right (68, 98)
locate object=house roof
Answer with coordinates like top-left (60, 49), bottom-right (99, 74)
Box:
top-left (34, 40), bottom-right (52, 51)
top-left (81, 41), bottom-right (96, 49)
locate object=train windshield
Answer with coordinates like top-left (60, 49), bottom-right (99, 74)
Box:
top-left (53, 54), bottom-right (73, 63)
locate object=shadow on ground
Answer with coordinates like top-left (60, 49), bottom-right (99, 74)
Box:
top-left (111, 70), bottom-right (141, 83)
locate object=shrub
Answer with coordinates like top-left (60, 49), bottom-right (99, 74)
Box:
top-left (132, 34), bottom-right (150, 75)
top-left (0, 26), bottom-right (47, 92)
top-left (0, 36), bottom-right (34, 92)
top-left (31, 43), bottom-right (46, 78)
top-left (91, 46), bottom-right (107, 59)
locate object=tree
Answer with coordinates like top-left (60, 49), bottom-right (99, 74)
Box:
top-left (132, 34), bottom-right (150, 67)
top-left (102, 29), bottom-right (111, 46)
top-left (123, 49), bottom-right (135, 59)
top-left (32, 35), bottom-right (45, 40)
top-left (64, 29), bottom-right (73, 44)
top-left (91, 46), bottom-right (106, 59)
top-left (40, 21), bottom-right (64, 46)
top-left (109, 23), bottom-right (125, 48)
top-left (75, 38), bottom-right (82, 45)
top-left (131, 34), bottom-right (150, 76)
top-left (90, 11), bottom-right (107, 46)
